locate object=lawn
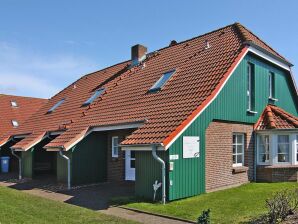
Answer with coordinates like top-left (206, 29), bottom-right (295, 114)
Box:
top-left (0, 186), bottom-right (136, 224)
top-left (121, 182), bottom-right (298, 224)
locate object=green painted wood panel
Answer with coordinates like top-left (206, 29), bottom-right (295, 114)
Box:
top-left (22, 151), bottom-right (33, 178)
top-left (168, 54), bottom-right (298, 200)
top-left (71, 132), bottom-right (107, 185)
top-left (135, 151), bottom-right (168, 200)
top-left (57, 151), bottom-right (72, 183)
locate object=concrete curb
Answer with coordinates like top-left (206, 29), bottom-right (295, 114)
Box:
top-left (119, 206), bottom-right (196, 224)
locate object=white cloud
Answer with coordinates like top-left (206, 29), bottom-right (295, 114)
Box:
top-left (0, 41), bottom-right (99, 98)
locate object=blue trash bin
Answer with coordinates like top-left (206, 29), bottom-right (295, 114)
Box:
top-left (0, 157), bottom-right (10, 173)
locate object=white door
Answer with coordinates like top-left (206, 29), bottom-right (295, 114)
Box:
top-left (125, 150), bottom-right (135, 181)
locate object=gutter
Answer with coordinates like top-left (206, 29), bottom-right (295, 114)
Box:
top-left (59, 150), bottom-right (71, 190)
top-left (152, 144), bottom-right (166, 204)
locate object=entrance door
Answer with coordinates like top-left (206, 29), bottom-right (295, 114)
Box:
top-left (125, 150), bottom-right (135, 181)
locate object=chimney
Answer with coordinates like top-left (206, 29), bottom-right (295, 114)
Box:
top-left (131, 44), bottom-right (147, 62)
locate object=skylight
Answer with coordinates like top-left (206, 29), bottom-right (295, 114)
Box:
top-left (149, 69), bottom-right (176, 92)
top-left (11, 101), bottom-right (18, 107)
top-left (47, 98), bottom-right (65, 113)
top-left (83, 88), bottom-right (105, 106)
top-left (11, 120), bottom-right (19, 127)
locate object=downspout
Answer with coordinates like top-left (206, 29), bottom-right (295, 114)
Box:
top-left (152, 145), bottom-right (166, 204)
top-left (10, 148), bottom-right (22, 180)
top-left (59, 150), bottom-right (71, 190)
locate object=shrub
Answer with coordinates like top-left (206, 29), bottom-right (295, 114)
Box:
top-left (197, 209), bottom-right (211, 224)
top-left (265, 189), bottom-right (298, 223)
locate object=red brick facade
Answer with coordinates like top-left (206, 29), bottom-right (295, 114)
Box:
top-left (257, 166), bottom-right (298, 182)
top-left (107, 129), bottom-right (135, 182)
top-left (205, 120), bottom-right (254, 192)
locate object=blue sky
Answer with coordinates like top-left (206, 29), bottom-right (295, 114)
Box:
top-left (0, 0), bottom-right (297, 98)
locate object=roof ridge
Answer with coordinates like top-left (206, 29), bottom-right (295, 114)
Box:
top-left (0, 94), bottom-right (47, 100)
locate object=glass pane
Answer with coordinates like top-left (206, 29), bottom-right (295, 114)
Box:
top-left (113, 137), bottom-right (118, 147)
top-left (236, 135), bottom-right (243, 144)
top-left (150, 70), bottom-right (176, 91)
top-left (237, 155), bottom-right (243, 164)
top-left (278, 144), bottom-right (289, 154)
top-left (131, 151), bottom-right (135, 158)
top-left (237, 145), bottom-right (243, 154)
top-left (130, 160), bottom-right (135, 168)
top-left (278, 154), bottom-right (289, 162)
top-left (233, 135), bottom-right (236, 144)
top-left (233, 145), bottom-right (236, 154)
top-left (233, 155), bottom-right (236, 164)
top-left (278, 135), bottom-right (289, 144)
top-left (259, 144), bottom-right (265, 154)
top-left (259, 154), bottom-right (265, 163)
top-left (113, 147), bottom-right (118, 156)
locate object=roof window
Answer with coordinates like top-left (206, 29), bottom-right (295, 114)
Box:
top-left (149, 70), bottom-right (176, 92)
top-left (47, 98), bottom-right (65, 113)
top-left (11, 120), bottom-right (19, 127)
top-left (11, 101), bottom-right (18, 107)
top-left (83, 88), bottom-right (105, 106)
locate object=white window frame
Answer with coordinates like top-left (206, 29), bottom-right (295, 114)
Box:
top-left (257, 134), bottom-right (270, 165)
top-left (256, 132), bottom-right (298, 165)
top-left (247, 63), bottom-right (252, 112)
top-left (268, 72), bottom-right (278, 101)
top-left (277, 135), bottom-right (290, 164)
top-left (232, 133), bottom-right (245, 167)
top-left (112, 136), bottom-right (119, 158)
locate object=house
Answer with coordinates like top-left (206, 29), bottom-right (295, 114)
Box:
top-left (0, 94), bottom-right (47, 172)
top-left (0, 23), bottom-right (297, 202)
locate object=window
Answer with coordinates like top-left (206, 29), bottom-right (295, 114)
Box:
top-left (47, 98), bottom-right (65, 113)
top-left (11, 101), bottom-right (18, 107)
top-left (149, 70), bottom-right (176, 92)
top-left (296, 135), bottom-right (298, 162)
top-left (11, 120), bottom-right (19, 127)
top-left (247, 63), bottom-right (255, 112)
top-left (233, 134), bottom-right (244, 167)
top-left (277, 135), bottom-right (289, 163)
top-left (112, 136), bottom-right (119, 158)
top-left (268, 72), bottom-right (275, 99)
top-left (258, 135), bottom-right (270, 163)
top-left (83, 88), bottom-right (105, 106)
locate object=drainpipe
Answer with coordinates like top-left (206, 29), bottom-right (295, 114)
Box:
top-left (152, 145), bottom-right (166, 205)
top-left (59, 150), bottom-right (71, 190)
top-left (10, 148), bottom-right (22, 180)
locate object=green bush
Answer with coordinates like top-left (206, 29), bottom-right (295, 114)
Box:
top-left (197, 209), bottom-right (211, 224)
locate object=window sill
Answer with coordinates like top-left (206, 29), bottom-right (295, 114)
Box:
top-left (232, 166), bottom-right (248, 174)
top-left (247, 110), bottom-right (258, 114)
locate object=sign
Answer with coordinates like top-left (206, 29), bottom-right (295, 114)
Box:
top-left (169, 154), bottom-right (179, 160)
top-left (183, 136), bottom-right (200, 158)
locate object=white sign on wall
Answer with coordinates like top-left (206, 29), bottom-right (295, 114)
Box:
top-left (183, 136), bottom-right (200, 158)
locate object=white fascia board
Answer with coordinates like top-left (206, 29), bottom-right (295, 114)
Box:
top-left (121, 145), bottom-right (165, 151)
top-left (165, 47), bottom-right (292, 150)
top-left (248, 46), bottom-right (291, 71)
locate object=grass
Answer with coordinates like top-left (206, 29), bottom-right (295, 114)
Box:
top-left (119, 182), bottom-right (298, 224)
top-left (0, 186), bottom-right (136, 224)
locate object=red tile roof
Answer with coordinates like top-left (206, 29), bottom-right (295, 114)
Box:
top-left (0, 94), bottom-right (47, 138)
top-left (255, 105), bottom-right (298, 130)
top-left (1, 23), bottom-right (293, 150)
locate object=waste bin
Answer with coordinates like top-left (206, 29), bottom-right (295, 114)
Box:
top-left (0, 157), bottom-right (10, 173)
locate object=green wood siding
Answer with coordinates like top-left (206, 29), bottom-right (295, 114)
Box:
top-left (135, 151), bottom-right (168, 200)
top-left (22, 151), bottom-right (33, 178)
top-left (71, 132), bottom-right (107, 185)
top-left (57, 151), bottom-right (72, 183)
top-left (167, 54), bottom-right (298, 200)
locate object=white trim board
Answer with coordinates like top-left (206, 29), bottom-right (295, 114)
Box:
top-left (165, 46), bottom-right (292, 150)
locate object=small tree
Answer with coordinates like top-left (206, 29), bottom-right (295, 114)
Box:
top-left (197, 209), bottom-right (211, 224)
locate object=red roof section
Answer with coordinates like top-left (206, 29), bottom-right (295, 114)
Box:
top-left (1, 23), bottom-right (292, 150)
top-left (255, 105), bottom-right (298, 130)
top-left (0, 94), bottom-right (47, 137)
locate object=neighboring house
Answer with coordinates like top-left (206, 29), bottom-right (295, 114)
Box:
top-left (0, 94), bottom-right (47, 171)
top-left (0, 23), bottom-right (297, 202)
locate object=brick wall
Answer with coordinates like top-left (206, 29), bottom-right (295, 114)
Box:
top-left (257, 166), bottom-right (298, 182)
top-left (107, 129), bottom-right (135, 182)
top-left (205, 120), bottom-right (254, 192)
